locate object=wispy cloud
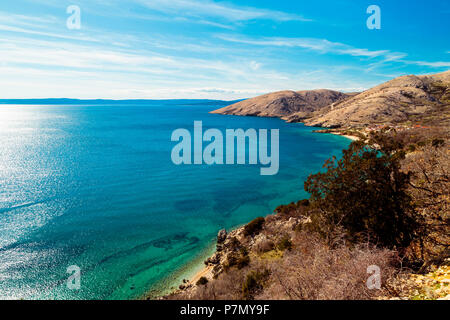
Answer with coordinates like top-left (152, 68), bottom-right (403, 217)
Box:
top-left (217, 35), bottom-right (406, 60)
top-left (133, 0), bottom-right (311, 22)
top-left (0, 0), bottom-right (447, 99)
top-left (403, 60), bottom-right (450, 68)
top-left (217, 35), bottom-right (450, 70)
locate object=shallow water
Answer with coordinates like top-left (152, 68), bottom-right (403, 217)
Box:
top-left (0, 102), bottom-right (350, 299)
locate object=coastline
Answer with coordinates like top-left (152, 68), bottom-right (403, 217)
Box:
top-left (311, 128), bottom-right (361, 141)
top-left (143, 241), bottom-right (217, 300)
top-left (152, 125), bottom-right (359, 299)
top-left (160, 225), bottom-right (244, 298)
top-left (332, 133), bottom-right (359, 141)
top-left (161, 225), bottom-right (246, 299)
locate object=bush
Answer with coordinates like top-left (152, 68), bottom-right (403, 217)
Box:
top-left (297, 199), bottom-right (310, 207)
top-left (236, 255), bottom-right (250, 269)
top-left (277, 235), bottom-right (293, 251)
top-left (304, 135), bottom-right (422, 249)
top-left (407, 144), bottom-right (416, 152)
top-left (242, 269), bottom-right (270, 300)
top-left (243, 217), bottom-right (265, 237)
top-left (431, 138), bottom-right (445, 148)
top-left (196, 277), bottom-right (208, 286)
top-left (274, 199), bottom-right (310, 216)
top-left (224, 249), bottom-right (250, 271)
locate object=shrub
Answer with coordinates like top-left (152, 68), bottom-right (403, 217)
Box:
top-left (274, 199), bottom-right (310, 216)
top-left (242, 269), bottom-right (270, 300)
top-left (277, 235), bottom-right (293, 251)
top-left (236, 255), bottom-right (250, 269)
top-left (304, 135), bottom-right (421, 249)
top-left (275, 202), bottom-right (297, 215)
top-left (239, 246), bottom-right (248, 256)
top-left (196, 277), bottom-right (208, 286)
top-left (243, 217), bottom-right (265, 237)
top-left (402, 143), bottom-right (450, 264)
top-left (224, 249), bottom-right (250, 271)
top-left (431, 138), bottom-right (445, 148)
top-left (297, 199), bottom-right (310, 207)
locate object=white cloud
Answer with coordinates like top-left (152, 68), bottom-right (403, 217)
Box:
top-left (404, 60), bottom-right (450, 68)
top-left (217, 35), bottom-right (405, 60)
top-left (134, 0), bottom-right (311, 22)
top-left (217, 35), bottom-right (450, 70)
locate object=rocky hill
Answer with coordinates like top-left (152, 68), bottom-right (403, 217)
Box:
top-left (210, 89), bottom-right (350, 118)
top-left (300, 71), bottom-right (450, 128)
top-left (211, 71), bottom-right (450, 129)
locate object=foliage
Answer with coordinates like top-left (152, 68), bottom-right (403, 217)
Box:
top-left (304, 134), bottom-right (422, 249)
top-left (243, 217), bottom-right (265, 237)
top-left (277, 235), bottom-right (293, 251)
top-left (242, 269), bottom-right (270, 300)
top-left (224, 247), bottom-right (250, 271)
top-left (275, 199), bottom-right (310, 216)
top-left (196, 277), bottom-right (208, 286)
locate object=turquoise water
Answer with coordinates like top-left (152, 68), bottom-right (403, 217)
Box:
top-left (0, 102), bottom-right (351, 300)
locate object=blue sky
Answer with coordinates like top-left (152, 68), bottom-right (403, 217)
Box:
top-left (0, 0), bottom-right (449, 99)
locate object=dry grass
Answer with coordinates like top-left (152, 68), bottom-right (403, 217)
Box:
top-left (170, 230), bottom-right (404, 300)
top-left (258, 232), bottom-right (400, 300)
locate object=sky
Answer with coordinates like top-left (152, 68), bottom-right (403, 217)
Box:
top-left (0, 0), bottom-right (449, 100)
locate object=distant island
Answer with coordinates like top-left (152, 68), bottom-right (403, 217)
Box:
top-left (0, 98), bottom-right (241, 106)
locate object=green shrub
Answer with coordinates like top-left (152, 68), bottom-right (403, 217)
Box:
top-left (243, 217), bottom-right (265, 237)
top-left (275, 200), bottom-right (310, 216)
top-left (196, 277), bottom-right (208, 286)
top-left (304, 135), bottom-right (421, 249)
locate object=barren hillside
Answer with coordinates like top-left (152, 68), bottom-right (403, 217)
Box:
top-left (210, 89), bottom-right (350, 118)
top-left (300, 71), bottom-right (450, 128)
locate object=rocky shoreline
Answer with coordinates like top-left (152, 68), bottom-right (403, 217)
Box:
top-left (164, 213), bottom-right (309, 299)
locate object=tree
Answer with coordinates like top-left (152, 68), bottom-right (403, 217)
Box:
top-left (304, 135), bottom-right (422, 249)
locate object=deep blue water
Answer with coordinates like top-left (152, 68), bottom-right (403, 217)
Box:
top-left (0, 102), bottom-right (350, 300)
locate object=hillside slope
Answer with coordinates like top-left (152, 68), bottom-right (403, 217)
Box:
top-left (300, 71), bottom-right (450, 128)
top-left (210, 89), bottom-right (350, 118)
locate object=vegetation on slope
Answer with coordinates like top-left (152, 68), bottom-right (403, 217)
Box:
top-left (167, 128), bottom-right (449, 300)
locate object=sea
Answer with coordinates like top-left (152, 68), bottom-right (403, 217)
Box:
top-left (0, 100), bottom-right (351, 300)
